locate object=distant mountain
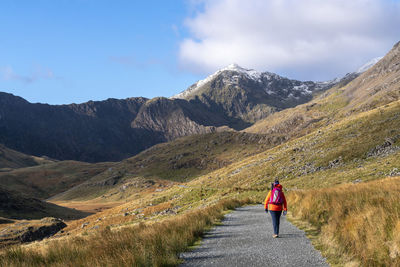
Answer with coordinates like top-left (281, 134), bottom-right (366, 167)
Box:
top-left (172, 63), bottom-right (337, 128)
top-left (0, 58), bottom-right (370, 162)
top-left (0, 144), bottom-right (54, 169)
top-left (0, 95), bottom-right (157, 162)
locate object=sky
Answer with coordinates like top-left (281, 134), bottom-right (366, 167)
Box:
top-left (1, 0), bottom-right (400, 105)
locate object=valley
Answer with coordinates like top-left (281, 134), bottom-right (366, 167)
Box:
top-left (0, 41), bottom-right (399, 266)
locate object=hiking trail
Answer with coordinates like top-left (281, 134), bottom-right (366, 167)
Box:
top-left (180, 205), bottom-right (328, 267)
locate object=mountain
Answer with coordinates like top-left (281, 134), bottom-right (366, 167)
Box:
top-left (0, 58), bottom-right (368, 163)
top-left (0, 94), bottom-right (157, 162)
top-left (0, 144), bottom-right (54, 170)
top-left (245, 42), bottom-right (396, 137)
top-left (0, 186), bottom-right (89, 220)
top-left (172, 63), bottom-right (337, 128)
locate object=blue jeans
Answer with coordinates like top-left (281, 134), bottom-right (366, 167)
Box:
top-left (270, 210), bottom-right (282, 235)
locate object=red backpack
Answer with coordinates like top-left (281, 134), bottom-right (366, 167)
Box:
top-left (269, 187), bottom-right (283, 205)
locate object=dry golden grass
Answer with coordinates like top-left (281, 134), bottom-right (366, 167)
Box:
top-left (142, 202), bottom-right (173, 217)
top-left (0, 198), bottom-right (253, 266)
top-left (288, 176), bottom-right (400, 266)
top-left (50, 201), bottom-right (124, 214)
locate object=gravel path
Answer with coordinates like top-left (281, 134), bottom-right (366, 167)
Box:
top-left (180, 205), bottom-right (328, 267)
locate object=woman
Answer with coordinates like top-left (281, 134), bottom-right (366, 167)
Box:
top-left (264, 180), bottom-right (287, 238)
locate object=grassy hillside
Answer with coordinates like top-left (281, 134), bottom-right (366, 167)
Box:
top-left (51, 131), bottom-right (285, 202)
top-left (246, 41), bottom-right (400, 139)
top-left (45, 99), bottom-right (400, 237)
top-left (0, 198), bottom-right (252, 266)
top-left (1, 97), bottom-right (399, 264)
top-left (0, 144), bottom-right (54, 170)
top-left (0, 187), bottom-right (90, 220)
top-left (288, 177), bottom-right (400, 266)
top-left (0, 161), bottom-right (113, 199)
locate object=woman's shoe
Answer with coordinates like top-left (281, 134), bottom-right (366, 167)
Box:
top-left (273, 234), bottom-right (279, 238)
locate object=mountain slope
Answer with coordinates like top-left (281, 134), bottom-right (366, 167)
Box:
top-left (245, 41), bottom-right (399, 137)
top-left (50, 131), bottom-right (286, 202)
top-left (172, 64), bottom-right (338, 129)
top-left (0, 187), bottom-right (89, 220)
top-left (0, 144), bottom-right (54, 170)
top-left (0, 94), bottom-right (153, 162)
top-left (0, 161), bottom-right (113, 199)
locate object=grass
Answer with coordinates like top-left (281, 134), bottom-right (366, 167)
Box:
top-left (0, 198), bottom-right (253, 267)
top-left (1, 52), bottom-right (400, 265)
top-left (0, 144), bottom-right (54, 169)
top-left (287, 176), bottom-right (400, 266)
top-left (0, 161), bottom-right (113, 199)
top-left (0, 187), bottom-right (90, 220)
top-left (50, 201), bottom-right (124, 214)
top-left (51, 131), bottom-right (277, 202)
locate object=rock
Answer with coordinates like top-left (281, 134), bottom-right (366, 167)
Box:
top-left (328, 157), bottom-right (343, 168)
top-left (389, 168), bottom-right (400, 177)
top-left (352, 179), bottom-right (362, 184)
top-left (367, 137), bottom-right (400, 158)
top-left (0, 217), bottom-right (66, 245)
top-left (81, 223), bottom-right (89, 229)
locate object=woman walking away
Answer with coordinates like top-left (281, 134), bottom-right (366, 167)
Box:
top-left (264, 179), bottom-right (287, 238)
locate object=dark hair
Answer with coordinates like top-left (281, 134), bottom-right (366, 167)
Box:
top-left (274, 179), bottom-right (279, 185)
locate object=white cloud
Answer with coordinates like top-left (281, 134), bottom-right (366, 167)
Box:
top-left (179, 0), bottom-right (400, 81)
top-left (1, 66), bottom-right (55, 83)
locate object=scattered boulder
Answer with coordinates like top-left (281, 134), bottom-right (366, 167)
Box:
top-left (328, 156), bottom-right (343, 169)
top-left (367, 137), bottom-right (400, 158)
top-left (389, 168), bottom-right (400, 177)
top-left (0, 217), bottom-right (66, 246)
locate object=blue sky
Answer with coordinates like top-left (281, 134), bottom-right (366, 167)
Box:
top-left (0, 0), bottom-right (202, 104)
top-left (1, 0), bottom-right (400, 104)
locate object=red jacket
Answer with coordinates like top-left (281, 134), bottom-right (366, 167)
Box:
top-left (264, 184), bottom-right (287, 211)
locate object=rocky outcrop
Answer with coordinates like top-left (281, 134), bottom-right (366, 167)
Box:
top-left (132, 97), bottom-right (219, 141)
top-left (0, 217), bottom-right (66, 247)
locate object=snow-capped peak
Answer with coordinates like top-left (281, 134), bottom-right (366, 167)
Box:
top-left (356, 57), bottom-right (383, 74)
top-left (222, 63), bottom-right (262, 80)
top-left (171, 63), bottom-right (262, 99)
top-left (223, 63), bottom-right (249, 72)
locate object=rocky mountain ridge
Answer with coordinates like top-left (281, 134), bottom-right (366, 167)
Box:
top-left (0, 55), bottom-right (379, 162)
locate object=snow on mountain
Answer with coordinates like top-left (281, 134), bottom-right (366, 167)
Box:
top-left (356, 57), bottom-right (383, 74)
top-left (173, 56), bottom-right (384, 100)
top-left (172, 64), bottom-right (296, 99)
top-left (171, 64), bottom-right (263, 99)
